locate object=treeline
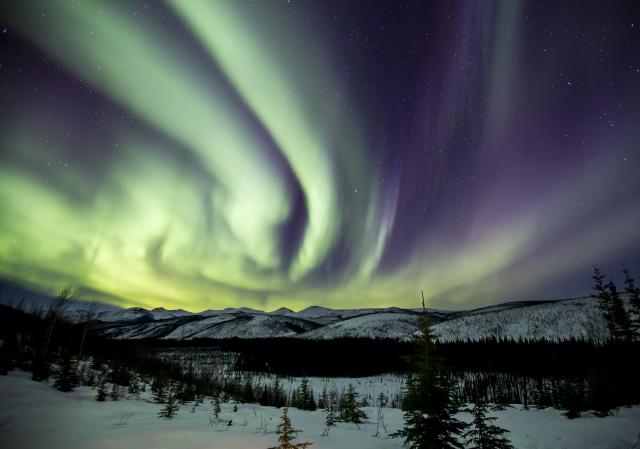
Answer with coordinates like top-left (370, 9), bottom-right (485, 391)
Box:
top-left (144, 337), bottom-right (638, 385)
top-left (138, 338), bottom-right (640, 416)
top-left (142, 337), bottom-right (415, 376)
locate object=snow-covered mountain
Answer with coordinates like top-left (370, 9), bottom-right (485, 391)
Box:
top-left (431, 297), bottom-right (609, 343)
top-left (57, 295), bottom-right (614, 342)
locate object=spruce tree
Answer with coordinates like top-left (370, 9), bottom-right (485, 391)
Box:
top-left (592, 267), bottom-right (615, 339)
top-left (272, 407), bottom-right (312, 449)
top-left (273, 379), bottom-right (286, 408)
top-left (128, 374), bottom-right (141, 399)
top-left (392, 292), bottom-right (466, 449)
top-left (259, 383), bottom-right (273, 406)
top-left (96, 380), bottom-right (108, 401)
top-left (242, 379), bottom-right (255, 404)
top-left (622, 267), bottom-right (640, 338)
top-left (110, 383), bottom-right (121, 401)
top-left (607, 281), bottom-right (632, 341)
top-left (212, 392), bottom-right (222, 420)
top-left (296, 378), bottom-right (316, 411)
top-left (463, 392), bottom-right (513, 449)
top-left (339, 384), bottom-right (366, 423)
top-left (318, 386), bottom-right (328, 409)
top-left (151, 375), bottom-right (168, 403)
top-left (322, 388), bottom-right (339, 436)
top-left (158, 388), bottom-right (180, 419)
top-left (53, 353), bottom-right (78, 392)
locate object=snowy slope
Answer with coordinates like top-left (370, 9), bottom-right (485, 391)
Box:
top-left (93, 312), bottom-right (321, 340)
top-left (299, 312), bottom-right (421, 340)
top-left (431, 297), bottom-right (609, 343)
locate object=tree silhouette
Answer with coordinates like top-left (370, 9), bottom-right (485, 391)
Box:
top-left (392, 292), bottom-right (466, 449)
top-left (463, 391), bottom-right (513, 449)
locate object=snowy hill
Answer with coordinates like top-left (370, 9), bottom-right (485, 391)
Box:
top-left (54, 296), bottom-right (615, 342)
top-left (431, 297), bottom-right (609, 343)
top-left (299, 312), bottom-right (422, 340)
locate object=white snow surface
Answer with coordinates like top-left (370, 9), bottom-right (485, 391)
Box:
top-left (1, 371), bottom-right (639, 449)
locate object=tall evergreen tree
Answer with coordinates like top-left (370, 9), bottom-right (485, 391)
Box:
top-left (622, 267), bottom-right (640, 337)
top-left (294, 378), bottom-right (316, 411)
top-left (273, 379), bottom-right (286, 408)
top-left (259, 383), bottom-right (273, 406)
top-left (592, 267), bottom-right (615, 339)
top-left (272, 407), bottom-right (312, 449)
top-left (339, 384), bottom-right (366, 423)
top-left (392, 292), bottom-right (467, 449)
top-left (318, 386), bottom-right (328, 409)
top-left (463, 393), bottom-right (513, 449)
top-left (607, 280), bottom-right (632, 341)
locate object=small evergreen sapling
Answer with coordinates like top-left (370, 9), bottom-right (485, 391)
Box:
top-left (151, 375), bottom-right (168, 403)
top-left (463, 394), bottom-right (513, 449)
top-left (95, 380), bottom-right (108, 401)
top-left (110, 383), bottom-right (121, 401)
top-left (271, 407), bottom-right (312, 449)
top-left (322, 388), bottom-right (339, 436)
top-left (212, 392), bottom-right (222, 422)
top-left (158, 388), bottom-right (179, 419)
top-left (127, 375), bottom-right (141, 399)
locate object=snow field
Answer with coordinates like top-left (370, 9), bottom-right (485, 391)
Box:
top-left (1, 372), bottom-right (639, 449)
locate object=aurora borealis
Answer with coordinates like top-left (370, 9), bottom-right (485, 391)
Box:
top-left (0, 1), bottom-right (639, 312)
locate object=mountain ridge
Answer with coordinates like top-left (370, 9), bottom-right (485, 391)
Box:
top-left (52, 295), bottom-right (612, 343)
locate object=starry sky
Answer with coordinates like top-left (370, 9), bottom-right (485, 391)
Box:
top-left (0, 1), bottom-right (639, 312)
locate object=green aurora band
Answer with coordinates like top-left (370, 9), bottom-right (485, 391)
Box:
top-left (1, 1), bottom-right (639, 311)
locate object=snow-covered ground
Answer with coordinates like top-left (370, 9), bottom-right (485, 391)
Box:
top-left (1, 372), bottom-right (639, 449)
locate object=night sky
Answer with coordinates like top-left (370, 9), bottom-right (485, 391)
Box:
top-left (1, 1), bottom-right (639, 312)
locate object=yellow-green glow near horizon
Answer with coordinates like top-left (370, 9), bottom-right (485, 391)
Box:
top-left (1, 1), bottom-right (639, 311)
